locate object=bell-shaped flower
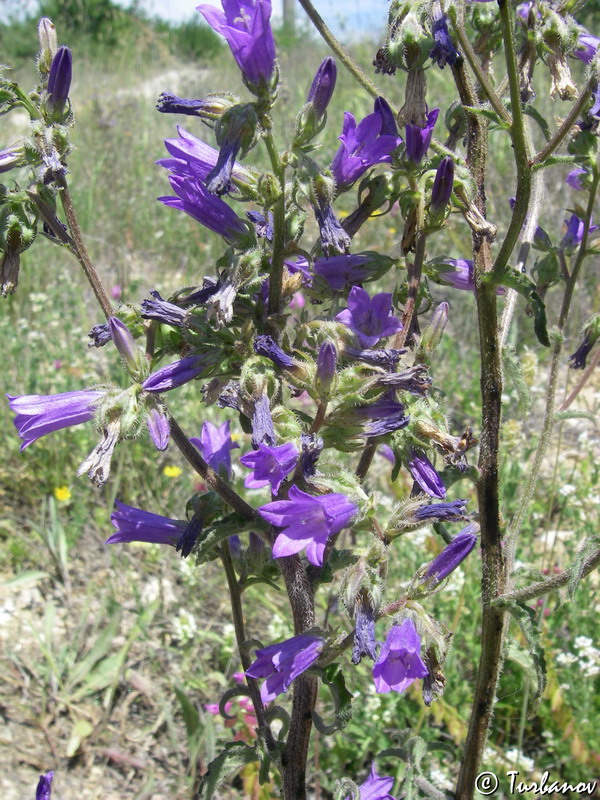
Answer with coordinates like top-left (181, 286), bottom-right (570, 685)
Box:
top-left (240, 442), bottom-right (298, 493)
top-left (191, 420), bottom-right (239, 479)
top-left (142, 355), bottom-right (207, 393)
top-left (246, 633), bottom-right (324, 703)
top-left (36, 772), bottom-right (54, 800)
top-left (421, 523), bottom-right (478, 587)
top-left (259, 485), bottom-right (357, 566)
top-left (347, 763), bottom-right (396, 800)
top-left (372, 619), bottom-right (428, 694)
top-left (405, 108), bottom-right (439, 164)
top-left (197, 0), bottom-right (276, 88)
top-left (107, 501), bottom-right (187, 546)
top-left (336, 286), bottom-right (402, 348)
top-left (7, 389), bottom-right (104, 450)
top-left (407, 448), bottom-right (446, 498)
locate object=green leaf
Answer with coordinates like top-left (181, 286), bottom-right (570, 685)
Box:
top-left (462, 104), bottom-right (510, 130)
top-left (312, 663), bottom-right (353, 734)
top-left (1, 570), bottom-right (48, 587)
top-left (554, 410), bottom-right (598, 427)
top-left (197, 741), bottom-right (258, 799)
top-left (523, 105), bottom-right (551, 141)
top-left (505, 639), bottom-right (540, 697)
top-left (500, 601), bottom-right (547, 713)
top-left (65, 718), bottom-right (94, 758)
top-left (490, 267), bottom-right (549, 346)
top-left (175, 684), bottom-right (201, 738)
top-left (567, 535), bottom-right (600, 599)
top-left (194, 513), bottom-right (258, 565)
top-left (65, 603), bottom-right (122, 691)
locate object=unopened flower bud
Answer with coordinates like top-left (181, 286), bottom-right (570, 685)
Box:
top-left (47, 46), bottom-right (72, 117)
top-left (108, 317), bottom-right (142, 374)
top-left (420, 523), bottom-right (478, 587)
top-left (307, 57), bottom-right (337, 119)
top-left (156, 91), bottom-right (238, 122)
top-left (418, 302), bottom-right (449, 358)
top-left (429, 156), bottom-right (454, 216)
top-left (315, 340), bottom-right (337, 398)
top-left (38, 17), bottom-right (58, 75)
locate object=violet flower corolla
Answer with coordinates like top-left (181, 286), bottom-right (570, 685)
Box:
top-left (158, 126), bottom-right (251, 187)
top-left (336, 286), bottom-right (402, 348)
top-left (429, 4), bottom-right (460, 68)
top-left (573, 27), bottom-right (600, 64)
top-left (106, 501), bottom-right (186, 546)
top-left (414, 498), bottom-right (469, 522)
top-left (347, 763), bottom-right (396, 800)
top-left (421, 522), bottom-right (478, 587)
top-left (108, 317), bottom-right (140, 373)
top-left (158, 173), bottom-right (249, 246)
top-left (7, 389), bottom-right (104, 450)
top-left (254, 334), bottom-right (298, 370)
top-left (300, 432), bottom-right (323, 478)
top-left (259, 485), bottom-right (357, 566)
top-left (140, 291), bottom-right (187, 326)
top-left (429, 156), bottom-right (454, 215)
top-left (568, 333), bottom-right (594, 369)
top-left (0, 144), bottom-right (25, 174)
top-left (142, 355), bottom-right (207, 393)
top-left (197, 0), bottom-right (276, 88)
top-left (146, 407), bottom-right (170, 450)
top-left (348, 399), bottom-right (409, 437)
top-left (245, 634), bottom-right (324, 703)
top-left (36, 772), bottom-right (54, 800)
top-left (405, 108), bottom-right (439, 164)
top-left (560, 213), bottom-right (598, 251)
top-left (315, 340), bottom-right (337, 397)
top-left (331, 103), bottom-right (402, 190)
top-left (372, 618), bottom-right (428, 694)
top-left (190, 420), bottom-right (239, 479)
top-left (407, 448), bottom-right (446, 498)
top-left (352, 595), bottom-right (378, 664)
top-left (566, 168), bottom-right (588, 190)
top-left (427, 257), bottom-right (505, 294)
top-left (247, 210), bottom-right (273, 240)
top-left (311, 252), bottom-right (393, 291)
top-left (47, 46), bottom-right (72, 116)
top-left (240, 442), bottom-right (298, 493)
top-left (307, 57), bottom-right (337, 119)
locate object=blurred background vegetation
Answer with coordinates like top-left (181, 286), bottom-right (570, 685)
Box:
top-left (0, 1), bottom-right (599, 798)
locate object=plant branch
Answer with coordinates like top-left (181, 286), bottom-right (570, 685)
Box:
top-left (496, 547), bottom-right (600, 603)
top-left (532, 78), bottom-right (593, 166)
top-left (264, 130), bottom-right (287, 322)
top-left (296, 0), bottom-right (386, 102)
top-left (558, 344), bottom-right (600, 411)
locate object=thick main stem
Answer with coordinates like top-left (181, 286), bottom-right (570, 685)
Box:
top-left (452, 53), bottom-right (507, 800)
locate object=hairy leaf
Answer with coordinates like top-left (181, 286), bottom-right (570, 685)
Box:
top-left (197, 741), bottom-right (258, 799)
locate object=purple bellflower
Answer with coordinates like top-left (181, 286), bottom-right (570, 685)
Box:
top-left (146, 407), bottom-right (170, 450)
top-left (373, 619), bottom-right (428, 694)
top-left (259, 485), bottom-right (357, 566)
top-left (430, 4), bottom-right (460, 68)
top-left (374, 96), bottom-right (399, 136)
top-left (405, 108), bottom-right (439, 164)
top-left (159, 174), bottom-right (249, 246)
top-left (407, 448), bottom-right (446, 498)
top-left (47, 46), bottom-right (72, 115)
top-left (140, 291), bottom-right (187, 326)
top-left (191, 420), bottom-right (239, 479)
top-left (414, 498), bottom-right (469, 522)
top-left (348, 763), bottom-right (396, 800)
top-left (315, 341), bottom-right (337, 397)
top-left (574, 28), bottom-right (600, 64)
top-left (352, 595), bottom-right (378, 664)
top-left (336, 286), bottom-right (403, 348)
top-left (312, 252), bottom-right (393, 291)
top-left (36, 772), bottom-right (54, 800)
top-left (422, 522), bottom-right (478, 586)
top-left (300, 432), bottom-right (323, 478)
top-left (7, 389), bottom-right (104, 450)
top-left (313, 200), bottom-right (351, 254)
top-left (331, 107), bottom-right (402, 190)
top-left (108, 317), bottom-right (139, 373)
top-left (107, 501), bottom-right (186, 547)
top-left (307, 57), bottom-right (337, 118)
top-left (240, 442), bottom-right (298, 493)
top-left (158, 126), bottom-right (251, 188)
top-left (0, 144), bottom-right (25, 174)
top-left (251, 392), bottom-right (276, 448)
top-left (197, 0), bottom-right (276, 88)
top-left (430, 156), bottom-right (454, 215)
top-left (568, 333), bottom-right (594, 369)
top-left (560, 213), bottom-right (598, 251)
top-left (247, 210), bottom-right (274, 240)
top-left (254, 334), bottom-right (298, 370)
top-left (350, 399), bottom-right (410, 437)
top-left (566, 168), bottom-right (588, 190)
top-left (246, 634), bottom-right (324, 703)
top-left (142, 355), bottom-right (206, 393)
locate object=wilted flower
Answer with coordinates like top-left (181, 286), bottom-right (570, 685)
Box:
top-left (312, 252), bottom-right (394, 291)
top-left (430, 4), bottom-right (460, 68)
top-left (107, 501), bottom-right (186, 546)
top-left (140, 291), bottom-right (187, 326)
top-left (331, 106), bottom-right (402, 190)
top-left (373, 619), bottom-right (428, 693)
top-left (259, 485), bottom-right (357, 566)
top-left (421, 523), bottom-right (478, 586)
top-left (336, 287), bottom-right (402, 347)
top-left (7, 389), bottom-right (104, 450)
top-left (300, 432), bottom-right (323, 478)
top-left (247, 210), bottom-right (273, 240)
top-left (568, 333), bottom-right (593, 369)
top-left (142, 355), bottom-right (207, 393)
top-left (405, 108), bottom-right (439, 164)
top-left (88, 322), bottom-right (111, 348)
top-left (36, 771), bottom-right (54, 800)
top-left (246, 634), bottom-right (324, 703)
top-left (560, 213), bottom-right (598, 251)
top-left (240, 442), bottom-right (298, 493)
top-left (352, 594), bottom-right (378, 664)
top-left (407, 448), bottom-right (446, 498)
top-left (197, 0), bottom-right (276, 88)
top-left (77, 418), bottom-right (121, 487)
top-left (414, 498), bottom-right (469, 522)
top-left (254, 334), bottom-right (298, 371)
top-left (191, 420), bottom-right (239, 479)
top-left (566, 168), bottom-right (588, 190)
top-left (252, 392), bottom-right (276, 447)
top-left (157, 91), bottom-right (237, 120)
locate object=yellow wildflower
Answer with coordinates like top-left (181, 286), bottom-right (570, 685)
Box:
top-left (163, 465), bottom-right (183, 478)
top-left (53, 486), bottom-right (72, 502)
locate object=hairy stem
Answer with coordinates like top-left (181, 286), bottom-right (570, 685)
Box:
top-left (397, 231), bottom-right (427, 347)
top-left (497, 547), bottom-right (600, 604)
top-left (264, 130), bottom-right (287, 321)
top-left (56, 174), bottom-right (113, 319)
top-left (532, 78), bottom-right (594, 166)
top-left (451, 52), bottom-right (507, 800)
top-left (221, 541), bottom-right (277, 751)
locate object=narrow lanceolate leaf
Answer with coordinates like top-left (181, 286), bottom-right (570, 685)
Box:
top-left (500, 600), bottom-right (547, 713)
top-left (505, 640), bottom-right (541, 698)
top-left (198, 741), bottom-right (258, 799)
top-left (490, 267), bottom-right (550, 346)
top-left (503, 345), bottom-right (532, 419)
top-left (174, 684), bottom-right (201, 737)
top-left (567, 534), bottom-right (600, 599)
top-left (311, 663), bottom-right (353, 734)
top-left (554, 410), bottom-right (598, 427)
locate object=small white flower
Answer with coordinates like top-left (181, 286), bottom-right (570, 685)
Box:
top-left (556, 652), bottom-right (578, 666)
